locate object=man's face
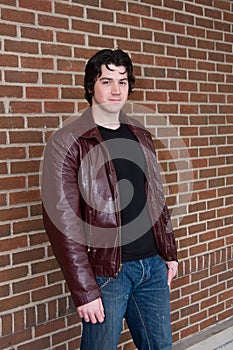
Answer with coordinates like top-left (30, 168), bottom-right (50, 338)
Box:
top-left (92, 64), bottom-right (129, 115)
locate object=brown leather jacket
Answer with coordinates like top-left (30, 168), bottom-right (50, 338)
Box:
top-left (42, 107), bottom-right (177, 307)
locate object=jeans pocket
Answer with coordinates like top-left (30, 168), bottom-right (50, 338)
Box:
top-left (96, 276), bottom-right (113, 289)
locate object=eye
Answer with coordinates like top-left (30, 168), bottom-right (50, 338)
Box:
top-left (102, 80), bottom-right (110, 85)
top-left (120, 81), bottom-right (128, 86)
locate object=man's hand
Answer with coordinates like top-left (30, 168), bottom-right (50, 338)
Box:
top-left (77, 297), bottom-right (105, 324)
top-left (166, 261), bottom-right (178, 286)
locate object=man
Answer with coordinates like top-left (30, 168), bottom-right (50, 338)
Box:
top-left (42, 49), bottom-right (178, 350)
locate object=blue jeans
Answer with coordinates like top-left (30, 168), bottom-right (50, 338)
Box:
top-left (80, 255), bottom-right (172, 350)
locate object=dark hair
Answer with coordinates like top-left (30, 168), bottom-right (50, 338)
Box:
top-left (84, 49), bottom-right (135, 105)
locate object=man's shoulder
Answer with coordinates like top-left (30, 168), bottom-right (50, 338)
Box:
top-left (47, 108), bottom-right (94, 145)
top-left (121, 112), bottom-right (152, 138)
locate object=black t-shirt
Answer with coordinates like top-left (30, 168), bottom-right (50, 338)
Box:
top-left (98, 123), bottom-right (158, 262)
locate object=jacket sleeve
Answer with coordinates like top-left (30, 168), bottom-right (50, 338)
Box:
top-left (41, 130), bottom-right (101, 307)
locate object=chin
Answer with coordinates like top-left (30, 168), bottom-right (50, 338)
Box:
top-left (102, 103), bottom-right (124, 114)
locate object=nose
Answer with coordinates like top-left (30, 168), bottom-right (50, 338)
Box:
top-left (111, 82), bottom-right (120, 94)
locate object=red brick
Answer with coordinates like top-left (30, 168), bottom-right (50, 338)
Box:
top-left (0, 224), bottom-right (11, 238)
top-left (156, 80), bottom-right (177, 90)
top-left (200, 83), bottom-right (217, 92)
top-left (176, 12), bottom-right (195, 25)
top-left (61, 87), bottom-right (84, 99)
top-left (13, 310), bottom-right (25, 333)
top-left (19, 0), bottom-right (52, 12)
top-left (1, 206), bottom-right (28, 221)
top-left (178, 36), bottom-right (196, 47)
top-left (44, 101), bottom-right (75, 113)
top-left (9, 131), bottom-right (43, 143)
top-left (0, 264), bottom-right (28, 284)
top-left (152, 7), bottom-right (173, 20)
top-left (169, 92), bottom-right (188, 102)
top-left (1, 8), bottom-right (35, 24)
top-left (144, 67), bottom-right (165, 78)
top-left (28, 144), bottom-right (43, 157)
top-left (1, 314), bottom-right (12, 336)
top-left (216, 42), bottom-right (232, 53)
top-left (209, 51), bottom-right (225, 62)
top-left (28, 174), bottom-right (40, 187)
top-left (72, 18), bottom-right (99, 34)
top-left (196, 16), bottom-right (213, 29)
top-left (12, 160), bottom-right (39, 177)
top-left (215, 20), bottom-right (231, 32)
top-left (55, 2), bottom-right (83, 17)
top-left (128, 3), bottom-right (151, 16)
top-left (181, 324), bottom-right (199, 339)
top-left (32, 284), bottom-right (63, 302)
top-left (31, 258), bottom-right (59, 275)
top-left (155, 32), bottom-right (175, 44)
top-left (0, 0), bottom-right (16, 4)
top-left (72, 0), bottom-right (99, 5)
top-left (21, 56), bottom-right (54, 69)
top-left (102, 25), bottom-right (127, 38)
top-left (27, 117), bottom-right (59, 128)
top-left (21, 26), bottom-right (53, 41)
top-left (38, 14), bottom-right (68, 29)
top-left (56, 31), bottom-right (85, 45)
top-left (158, 104), bottom-right (178, 114)
top-left (42, 72), bottom-right (72, 85)
top-left (0, 146), bottom-right (26, 159)
top-left (88, 35), bottom-right (114, 49)
top-left (0, 284), bottom-right (10, 299)
top-left (5, 39), bottom-right (38, 54)
top-left (9, 189), bottom-right (40, 204)
top-left (0, 326), bottom-right (32, 349)
top-left (0, 22), bottom-right (17, 37)
top-left (13, 276), bottom-right (46, 294)
top-left (215, 0), bottom-right (230, 10)
top-left (41, 43), bottom-right (71, 57)
top-left (190, 93), bottom-right (208, 102)
top-left (0, 253), bottom-right (10, 268)
top-left (18, 337), bottom-right (51, 350)
top-left (116, 13), bottom-right (140, 27)
top-left (87, 8), bottom-right (113, 21)
top-left (179, 81), bottom-right (197, 91)
top-left (143, 43), bottom-right (164, 55)
top-left (0, 85), bottom-right (22, 98)
top-left (185, 3), bottom-right (203, 15)
top-left (52, 324), bottom-right (81, 346)
top-left (13, 218), bottom-right (43, 234)
top-left (30, 203), bottom-right (42, 216)
top-left (57, 59), bottom-right (85, 72)
top-left (190, 47), bottom-right (208, 59)
top-left (0, 176), bottom-right (25, 190)
top-left (224, 11), bottom-right (233, 22)
top-left (0, 192), bottom-right (9, 207)
top-left (0, 54), bottom-right (18, 67)
top-left (26, 86), bottom-right (58, 99)
top-left (10, 101), bottom-right (42, 114)
top-left (5, 70), bottom-right (38, 83)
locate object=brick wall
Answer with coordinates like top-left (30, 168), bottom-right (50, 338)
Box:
top-left (0, 0), bottom-right (233, 348)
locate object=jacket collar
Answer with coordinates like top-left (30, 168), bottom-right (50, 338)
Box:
top-left (71, 106), bottom-right (149, 141)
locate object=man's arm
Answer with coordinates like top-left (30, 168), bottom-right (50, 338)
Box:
top-left (41, 129), bottom-right (101, 307)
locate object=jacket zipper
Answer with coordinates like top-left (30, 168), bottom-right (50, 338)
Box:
top-left (99, 140), bottom-right (122, 276)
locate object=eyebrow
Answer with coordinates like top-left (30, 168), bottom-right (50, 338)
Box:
top-left (99, 77), bottom-right (128, 81)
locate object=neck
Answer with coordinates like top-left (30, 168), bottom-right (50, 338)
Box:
top-left (91, 105), bottom-right (121, 130)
